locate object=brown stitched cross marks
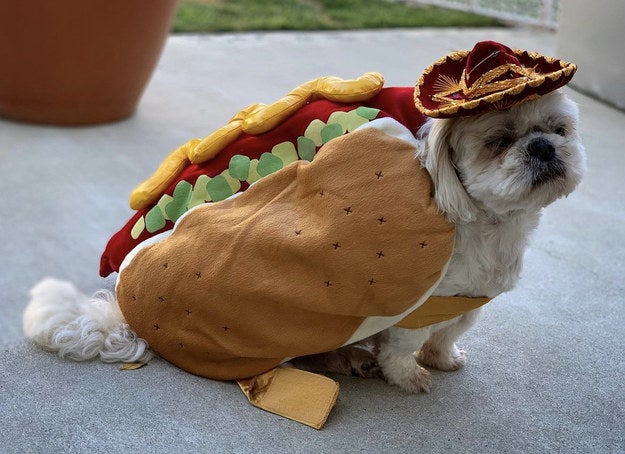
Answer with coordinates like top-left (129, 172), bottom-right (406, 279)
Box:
top-left (378, 216), bottom-right (387, 224)
top-left (376, 251), bottom-right (385, 259)
top-left (343, 207), bottom-right (353, 215)
top-left (375, 171), bottom-right (384, 179)
top-left (332, 242), bottom-right (341, 250)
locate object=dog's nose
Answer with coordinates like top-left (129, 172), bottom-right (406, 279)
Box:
top-left (528, 138), bottom-right (555, 162)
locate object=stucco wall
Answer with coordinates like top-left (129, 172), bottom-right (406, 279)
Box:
top-left (558, 0), bottom-right (625, 110)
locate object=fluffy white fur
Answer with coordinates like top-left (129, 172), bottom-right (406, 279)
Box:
top-left (24, 278), bottom-right (151, 363)
top-left (23, 91), bottom-right (585, 393)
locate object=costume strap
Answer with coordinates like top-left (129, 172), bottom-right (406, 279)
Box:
top-left (395, 296), bottom-right (492, 329)
top-left (237, 367), bottom-right (339, 430)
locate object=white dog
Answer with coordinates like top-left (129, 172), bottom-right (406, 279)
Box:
top-left (23, 87), bottom-right (585, 394)
top-left (292, 90), bottom-right (586, 391)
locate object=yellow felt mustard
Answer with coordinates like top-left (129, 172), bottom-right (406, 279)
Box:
top-left (129, 73), bottom-right (384, 210)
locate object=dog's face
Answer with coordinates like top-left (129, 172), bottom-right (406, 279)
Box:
top-left (418, 91), bottom-right (586, 223)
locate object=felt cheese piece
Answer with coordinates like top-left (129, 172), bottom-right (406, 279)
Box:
top-left (116, 118), bottom-right (455, 381)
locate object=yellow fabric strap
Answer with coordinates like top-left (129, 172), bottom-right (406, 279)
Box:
top-left (395, 296), bottom-right (492, 329)
top-left (237, 367), bottom-right (339, 430)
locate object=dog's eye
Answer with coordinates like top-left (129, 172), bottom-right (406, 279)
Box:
top-left (488, 135), bottom-right (514, 152)
top-left (554, 126), bottom-right (567, 136)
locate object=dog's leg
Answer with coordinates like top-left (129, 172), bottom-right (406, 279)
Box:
top-left (417, 308), bottom-right (481, 371)
top-left (291, 340), bottom-right (383, 379)
top-left (377, 326), bottom-right (432, 393)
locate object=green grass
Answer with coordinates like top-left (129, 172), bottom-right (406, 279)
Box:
top-left (172, 0), bottom-right (503, 33)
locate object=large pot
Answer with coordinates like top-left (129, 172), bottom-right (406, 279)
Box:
top-left (0, 0), bottom-right (178, 125)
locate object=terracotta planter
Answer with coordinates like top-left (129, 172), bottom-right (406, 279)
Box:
top-left (0, 0), bottom-right (178, 125)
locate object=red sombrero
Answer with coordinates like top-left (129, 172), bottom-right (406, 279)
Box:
top-left (414, 40), bottom-right (577, 118)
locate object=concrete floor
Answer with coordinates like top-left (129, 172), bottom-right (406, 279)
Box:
top-left (1, 28), bottom-right (624, 452)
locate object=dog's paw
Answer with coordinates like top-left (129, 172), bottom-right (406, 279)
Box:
top-left (418, 343), bottom-right (466, 371)
top-left (341, 347), bottom-right (384, 379)
top-left (350, 357), bottom-right (384, 379)
top-left (381, 353), bottom-right (432, 393)
top-left (291, 345), bottom-right (383, 379)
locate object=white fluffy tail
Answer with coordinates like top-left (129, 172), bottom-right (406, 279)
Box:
top-left (23, 278), bottom-right (152, 363)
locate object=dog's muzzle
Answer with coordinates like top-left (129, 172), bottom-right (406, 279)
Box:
top-left (527, 138), bottom-right (566, 186)
top-left (528, 137), bottom-right (556, 162)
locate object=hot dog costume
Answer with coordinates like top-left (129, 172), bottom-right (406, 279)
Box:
top-left (102, 42), bottom-right (576, 428)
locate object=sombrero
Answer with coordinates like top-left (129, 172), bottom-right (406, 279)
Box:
top-left (414, 40), bottom-right (577, 118)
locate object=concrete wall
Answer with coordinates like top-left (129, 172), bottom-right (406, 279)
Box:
top-left (558, 0), bottom-right (625, 111)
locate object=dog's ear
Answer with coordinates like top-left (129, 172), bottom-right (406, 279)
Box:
top-left (417, 119), bottom-right (478, 224)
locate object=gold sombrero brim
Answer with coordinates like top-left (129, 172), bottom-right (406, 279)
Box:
top-left (414, 48), bottom-right (577, 118)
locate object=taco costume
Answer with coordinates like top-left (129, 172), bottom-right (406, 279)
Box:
top-left (102, 41), bottom-right (576, 428)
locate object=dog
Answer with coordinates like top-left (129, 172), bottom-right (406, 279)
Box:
top-left (23, 88), bottom-right (585, 393)
top-left (291, 89), bottom-right (586, 391)
top-left (22, 41), bottom-right (586, 398)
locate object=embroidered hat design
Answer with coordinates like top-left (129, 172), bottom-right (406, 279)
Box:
top-left (414, 40), bottom-right (577, 118)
